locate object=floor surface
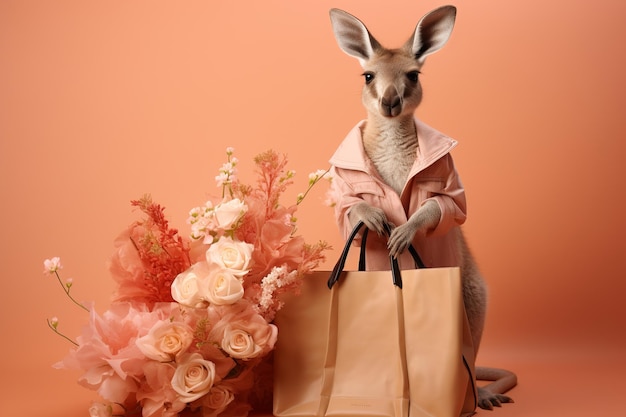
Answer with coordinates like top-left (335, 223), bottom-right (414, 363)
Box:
top-left (5, 341), bottom-right (624, 417)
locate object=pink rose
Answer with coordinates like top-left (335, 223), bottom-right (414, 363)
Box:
top-left (136, 321), bottom-right (194, 362)
top-left (171, 353), bottom-right (217, 403)
top-left (201, 268), bottom-right (244, 306)
top-left (206, 237), bottom-right (254, 277)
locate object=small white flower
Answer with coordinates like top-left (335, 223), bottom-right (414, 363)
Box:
top-left (215, 172), bottom-right (229, 187)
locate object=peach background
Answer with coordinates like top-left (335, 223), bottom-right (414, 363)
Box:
top-left (1, 0), bottom-right (625, 416)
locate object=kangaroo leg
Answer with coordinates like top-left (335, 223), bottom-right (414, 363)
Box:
top-left (476, 367), bottom-right (517, 410)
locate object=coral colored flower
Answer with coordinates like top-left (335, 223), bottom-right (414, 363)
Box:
top-left (108, 201), bottom-right (191, 308)
top-left (43, 257), bottom-right (62, 273)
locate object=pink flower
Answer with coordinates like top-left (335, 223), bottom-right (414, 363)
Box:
top-left (54, 302), bottom-right (183, 403)
top-left (137, 361), bottom-right (186, 417)
top-left (43, 257), bottom-right (62, 273)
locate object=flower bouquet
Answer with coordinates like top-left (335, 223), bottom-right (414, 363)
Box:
top-left (46, 148), bottom-right (330, 417)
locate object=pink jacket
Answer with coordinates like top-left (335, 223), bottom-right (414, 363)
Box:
top-left (329, 118), bottom-right (467, 271)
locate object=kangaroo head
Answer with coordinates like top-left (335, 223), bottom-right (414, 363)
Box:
top-left (329, 6), bottom-right (456, 120)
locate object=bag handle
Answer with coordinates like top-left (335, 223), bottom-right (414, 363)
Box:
top-left (327, 221), bottom-right (425, 289)
top-left (360, 223), bottom-right (426, 270)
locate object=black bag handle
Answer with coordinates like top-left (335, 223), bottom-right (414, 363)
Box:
top-left (327, 221), bottom-right (426, 289)
top-left (360, 223), bottom-right (426, 270)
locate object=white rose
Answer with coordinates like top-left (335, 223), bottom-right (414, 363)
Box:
top-left (206, 237), bottom-right (254, 277)
top-left (171, 263), bottom-right (210, 307)
top-left (171, 353), bottom-right (216, 403)
top-left (136, 321), bottom-right (194, 362)
top-left (200, 268), bottom-right (244, 306)
top-left (213, 198), bottom-right (247, 231)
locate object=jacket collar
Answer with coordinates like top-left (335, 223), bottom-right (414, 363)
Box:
top-left (329, 117), bottom-right (458, 175)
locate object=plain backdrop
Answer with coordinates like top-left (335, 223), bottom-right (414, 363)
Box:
top-left (1, 0), bottom-right (625, 416)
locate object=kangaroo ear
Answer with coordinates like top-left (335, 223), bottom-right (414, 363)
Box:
top-left (408, 5), bottom-right (456, 64)
top-left (329, 8), bottom-right (381, 67)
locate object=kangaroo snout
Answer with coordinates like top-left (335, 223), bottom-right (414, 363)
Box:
top-left (380, 88), bottom-right (402, 117)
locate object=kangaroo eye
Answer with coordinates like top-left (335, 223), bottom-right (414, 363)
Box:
top-left (406, 71), bottom-right (420, 83)
top-left (362, 72), bottom-right (375, 85)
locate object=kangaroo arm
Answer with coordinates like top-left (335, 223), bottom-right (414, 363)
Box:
top-left (347, 201), bottom-right (388, 236)
top-left (387, 199), bottom-right (441, 257)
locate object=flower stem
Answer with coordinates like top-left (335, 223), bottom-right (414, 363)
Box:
top-left (297, 168), bottom-right (330, 205)
top-left (47, 318), bottom-right (78, 346)
top-left (54, 271), bottom-right (89, 312)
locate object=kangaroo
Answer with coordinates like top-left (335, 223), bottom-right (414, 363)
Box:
top-left (328, 6), bottom-right (517, 410)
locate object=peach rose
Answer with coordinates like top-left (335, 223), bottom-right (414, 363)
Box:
top-left (213, 198), bottom-right (247, 231)
top-left (136, 321), bottom-right (194, 362)
top-left (201, 269), bottom-right (244, 306)
top-left (171, 353), bottom-right (216, 403)
top-left (219, 313), bottom-right (278, 360)
top-left (206, 237), bottom-right (253, 277)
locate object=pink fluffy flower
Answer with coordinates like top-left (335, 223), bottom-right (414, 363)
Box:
top-left (136, 361), bottom-right (186, 417)
top-left (54, 302), bottom-right (183, 404)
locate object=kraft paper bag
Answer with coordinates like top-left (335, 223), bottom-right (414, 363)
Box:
top-left (273, 221), bottom-right (477, 417)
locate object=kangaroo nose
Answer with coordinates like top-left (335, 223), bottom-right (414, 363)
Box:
top-left (381, 89), bottom-right (402, 117)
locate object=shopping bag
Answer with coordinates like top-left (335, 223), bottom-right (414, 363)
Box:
top-left (273, 221), bottom-right (477, 417)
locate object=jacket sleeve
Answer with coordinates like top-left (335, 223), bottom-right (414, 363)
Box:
top-left (420, 154), bottom-right (467, 237)
top-left (328, 165), bottom-right (368, 243)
